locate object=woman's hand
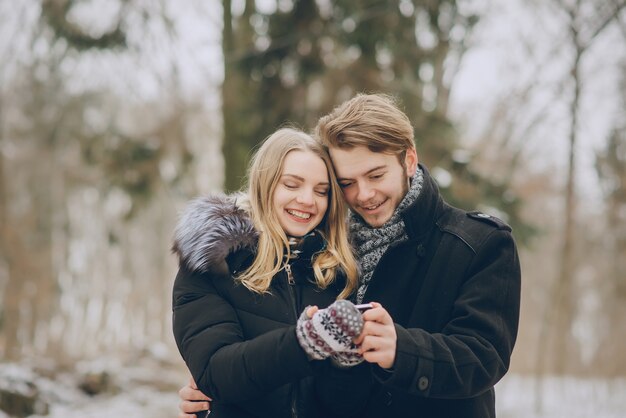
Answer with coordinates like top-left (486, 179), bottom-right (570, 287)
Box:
top-left (305, 305), bottom-right (319, 318)
top-left (354, 302), bottom-right (397, 369)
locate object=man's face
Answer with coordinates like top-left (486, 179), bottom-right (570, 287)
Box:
top-left (329, 145), bottom-right (417, 228)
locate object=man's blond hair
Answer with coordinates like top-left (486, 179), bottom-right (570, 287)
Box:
top-left (315, 93), bottom-right (415, 158)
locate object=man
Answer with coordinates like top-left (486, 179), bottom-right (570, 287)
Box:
top-left (177, 94), bottom-right (521, 417)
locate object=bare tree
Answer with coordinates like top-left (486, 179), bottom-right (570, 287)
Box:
top-left (0, 0), bottom-right (218, 362)
top-left (595, 63), bottom-right (626, 375)
top-left (0, 1), bottom-right (61, 360)
top-left (533, 0), bottom-right (626, 411)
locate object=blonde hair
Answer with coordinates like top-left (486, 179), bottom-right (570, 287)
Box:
top-left (316, 93), bottom-right (415, 161)
top-left (237, 127), bottom-right (358, 300)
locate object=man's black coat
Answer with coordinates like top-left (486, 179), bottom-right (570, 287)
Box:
top-left (351, 166), bottom-right (521, 418)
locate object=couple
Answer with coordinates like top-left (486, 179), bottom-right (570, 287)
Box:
top-left (172, 94), bottom-right (521, 418)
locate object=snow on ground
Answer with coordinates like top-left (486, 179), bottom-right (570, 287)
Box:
top-left (2, 361), bottom-right (626, 417)
top-left (496, 374), bottom-right (626, 418)
top-left (42, 373), bottom-right (626, 418)
top-left (31, 386), bottom-right (180, 418)
top-left (1, 359), bottom-right (186, 418)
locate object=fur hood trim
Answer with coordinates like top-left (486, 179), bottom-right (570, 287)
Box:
top-left (172, 193), bottom-right (258, 273)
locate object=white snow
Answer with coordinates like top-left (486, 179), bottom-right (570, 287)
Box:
top-left (496, 374), bottom-right (626, 418)
top-left (3, 362), bottom-right (625, 417)
top-left (0, 360), bottom-right (185, 418)
top-left (31, 387), bottom-right (180, 418)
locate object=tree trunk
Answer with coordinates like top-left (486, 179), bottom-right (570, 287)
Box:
top-left (221, 0), bottom-right (237, 192)
top-left (534, 19), bottom-right (583, 413)
top-left (551, 45), bottom-right (582, 375)
top-left (0, 90), bottom-right (10, 358)
top-left (221, 0), bottom-right (256, 192)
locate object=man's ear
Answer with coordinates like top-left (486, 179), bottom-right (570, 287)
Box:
top-left (404, 148), bottom-right (418, 176)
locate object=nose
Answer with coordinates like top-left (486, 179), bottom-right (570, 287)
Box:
top-left (356, 182), bottom-right (375, 203)
top-left (296, 188), bottom-right (315, 206)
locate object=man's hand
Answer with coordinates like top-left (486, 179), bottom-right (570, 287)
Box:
top-left (178, 377), bottom-right (211, 418)
top-left (354, 302), bottom-right (397, 369)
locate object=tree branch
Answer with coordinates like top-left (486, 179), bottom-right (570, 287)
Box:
top-left (586, 0), bottom-right (626, 43)
top-left (41, 0), bottom-right (127, 50)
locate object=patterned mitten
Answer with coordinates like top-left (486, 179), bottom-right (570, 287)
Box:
top-left (331, 345), bottom-right (364, 367)
top-left (296, 300), bottom-right (364, 363)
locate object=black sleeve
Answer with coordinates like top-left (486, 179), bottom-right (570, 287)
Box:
top-left (312, 361), bottom-right (374, 417)
top-left (375, 229), bottom-right (521, 398)
top-left (172, 267), bottom-right (313, 402)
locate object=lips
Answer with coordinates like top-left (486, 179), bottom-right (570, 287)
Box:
top-left (286, 208), bottom-right (314, 221)
top-left (359, 199), bottom-right (387, 212)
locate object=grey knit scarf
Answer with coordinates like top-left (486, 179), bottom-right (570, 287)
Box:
top-left (350, 167), bottom-right (424, 303)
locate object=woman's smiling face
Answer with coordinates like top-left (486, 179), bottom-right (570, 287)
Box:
top-left (272, 150), bottom-right (330, 237)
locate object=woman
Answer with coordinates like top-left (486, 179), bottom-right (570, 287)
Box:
top-left (172, 128), bottom-right (366, 418)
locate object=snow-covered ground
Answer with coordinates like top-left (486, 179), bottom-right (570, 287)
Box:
top-left (2, 362), bottom-right (625, 417)
top-left (0, 359), bottom-right (186, 418)
top-left (496, 374), bottom-right (626, 418)
top-left (27, 387), bottom-right (180, 418)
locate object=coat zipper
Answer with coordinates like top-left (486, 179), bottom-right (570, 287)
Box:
top-left (283, 262), bottom-right (298, 319)
top-left (285, 263), bottom-right (295, 285)
top-left (284, 261), bottom-right (299, 418)
top-left (291, 387), bottom-right (299, 418)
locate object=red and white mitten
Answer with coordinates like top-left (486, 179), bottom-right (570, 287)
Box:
top-left (296, 300), bottom-right (364, 365)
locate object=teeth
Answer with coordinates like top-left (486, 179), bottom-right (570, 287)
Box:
top-left (287, 209), bottom-right (311, 219)
top-left (363, 202), bottom-right (382, 210)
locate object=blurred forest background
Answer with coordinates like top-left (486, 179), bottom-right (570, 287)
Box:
top-left (0, 0), bottom-right (625, 416)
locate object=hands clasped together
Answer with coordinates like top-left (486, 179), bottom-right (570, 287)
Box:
top-left (296, 299), bottom-right (365, 367)
top-left (177, 301), bottom-right (398, 418)
top-left (296, 300), bottom-right (397, 370)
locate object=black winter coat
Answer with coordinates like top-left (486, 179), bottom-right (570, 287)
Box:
top-left (353, 166), bottom-right (521, 418)
top-left (171, 194), bottom-right (362, 418)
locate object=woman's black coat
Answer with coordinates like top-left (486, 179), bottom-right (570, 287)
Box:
top-left (171, 194), bottom-right (361, 418)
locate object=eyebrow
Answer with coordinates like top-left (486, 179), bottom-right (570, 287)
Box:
top-left (337, 165), bottom-right (387, 181)
top-left (281, 174), bottom-right (329, 186)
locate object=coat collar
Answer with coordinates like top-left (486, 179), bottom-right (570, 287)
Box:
top-left (401, 164), bottom-right (445, 240)
top-left (172, 193), bottom-right (328, 275)
top-left (172, 193), bottom-right (258, 273)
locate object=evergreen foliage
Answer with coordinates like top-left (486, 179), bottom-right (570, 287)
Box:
top-left (222, 0), bottom-right (531, 240)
